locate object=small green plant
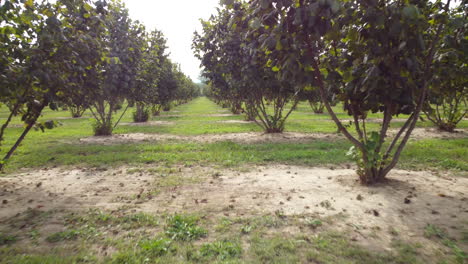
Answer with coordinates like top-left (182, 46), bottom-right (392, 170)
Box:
top-left (46, 229), bottom-right (80, 243)
top-left (29, 230), bottom-right (40, 242)
top-left (110, 251), bottom-right (141, 264)
top-left (140, 238), bottom-right (172, 257)
top-left (165, 214), bottom-right (207, 241)
top-left (424, 224), bottom-right (446, 239)
top-left (215, 218), bottom-right (233, 233)
top-left (274, 210), bottom-right (286, 219)
top-left (119, 213), bottom-right (159, 230)
top-left (346, 132), bottom-right (388, 182)
top-left (0, 233), bottom-right (17, 245)
top-left (199, 240), bottom-right (242, 260)
top-left (241, 224), bottom-right (253, 234)
top-left (255, 215), bottom-right (285, 228)
top-left (305, 218), bottom-right (323, 229)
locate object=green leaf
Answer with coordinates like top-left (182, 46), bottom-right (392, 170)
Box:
top-left (250, 18), bottom-right (262, 30)
top-left (402, 5), bottom-right (420, 19)
top-left (25, 0), bottom-right (34, 8)
top-left (275, 39), bottom-right (283, 51)
top-left (83, 3), bottom-right (93, 12)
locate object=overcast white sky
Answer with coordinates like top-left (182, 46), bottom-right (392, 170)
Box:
top-left (122, 0), bottom-right (220, 82)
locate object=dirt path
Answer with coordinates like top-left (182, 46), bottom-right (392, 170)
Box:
top-left (1, 165), bottom-right (466, 251)
top-left (152, 166), bottom-right (467, 249)
top-left (79, 132), bottom-right (341, 145)
top-left (119, 121), bottom-right (175, 126)
top-left (79, 128), bottom-right (467, 145)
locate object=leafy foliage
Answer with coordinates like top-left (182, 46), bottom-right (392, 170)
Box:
top-left (0, 0), bottom-right (199, 169)
top-left (424, 4), bottom-right (467, 132)
top-left (241, 0), bottom-right (460, 184)
top-left (193, 5), bottom-right (299, 133)
top-left (0, 0), bottom-right (96, 169)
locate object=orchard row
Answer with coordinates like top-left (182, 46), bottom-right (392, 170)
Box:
top-left (0, 0), bottom-right (199, 170)
top-left (193, 0), bottom-right (467, 184)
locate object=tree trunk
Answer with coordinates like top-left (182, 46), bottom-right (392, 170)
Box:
top-left (134, 102), bottom-right (149, 123)
top-left (244, 102), bottom-right (257, 121)
top-left (359, 167), bottom-right (388, 185)
top-left (309, 100), bottom-right (324, 114)
top-left (0, 103), bottom-right (46, 171)
top-left (152, 105), bottom-right (162, 116)
top-left (70, 105), bottom-right (85, 118)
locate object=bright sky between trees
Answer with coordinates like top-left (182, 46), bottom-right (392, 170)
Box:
top-left (122, 0), bottom-right (220, 82)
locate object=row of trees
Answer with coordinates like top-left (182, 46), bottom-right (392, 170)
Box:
top-left (194, 0), bottom-right (467, 184)
top-left (0, 0), bottom-right (198, 170)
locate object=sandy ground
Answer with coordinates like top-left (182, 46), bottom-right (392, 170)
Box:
top-left (215, 120), bottom-right (254, 124)
top-left (119, 121), bottom-right (175, 126)
top-left (79, 132), bottom-right (340, 145)
top-left (334, 118), bottom-right (415, 123)
top-left (204, 113), bottom-right (238, 117)
top-left (0, 165), bottom-right (466, 251)
top-left (79, 128), bottom-right (467, 145)
top-left (388, 127), bottom-right (467, 139)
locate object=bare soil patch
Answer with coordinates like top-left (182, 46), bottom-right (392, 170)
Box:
top-left (79, 132), bottom-right (341, 145)
top-left (0, 165), bottom-right (466, 251)
top-left (119, 121), bottom-right (175, 126)
top-left (156, 166), bottom-right (467, 247)
top-left (79, 128), bottom-right (466, 145)
top-left (215, 120), bottom-right (254, 124)
top-left (0, 165), bottom-right (209, 222)
top-left (203, 113), bottom-right (238, 117)
top-left (388, 127), bottom-right (467, 140)
top-left (336, 118), bottom-right (412, 123)
top-left (159, 114), bottom-right (182, 118)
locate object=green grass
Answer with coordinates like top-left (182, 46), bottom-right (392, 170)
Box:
top-left (1, 211), bottom-right (449, 264)
top-left (2, 138), bottom-right (467, 174)
top-left (0, 97), bottom-right (466, 263)
top-left (45, 229), bottom-right (80, 243)
top-left (198, 240), bottom-right (243, 261)
top-left (165, 214), bottom-right (207, 241)
top-left (0, 97), bottom-right (466, 174)
top-left (68, 209), bottom-right (160, 231)
top-left (139, 238), bottom-right (173, 258)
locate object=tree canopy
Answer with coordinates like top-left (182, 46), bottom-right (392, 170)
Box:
top-left (196, 0), bottom-right (466, 184)
top-left (0, 0), bottom-right (199, 170)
